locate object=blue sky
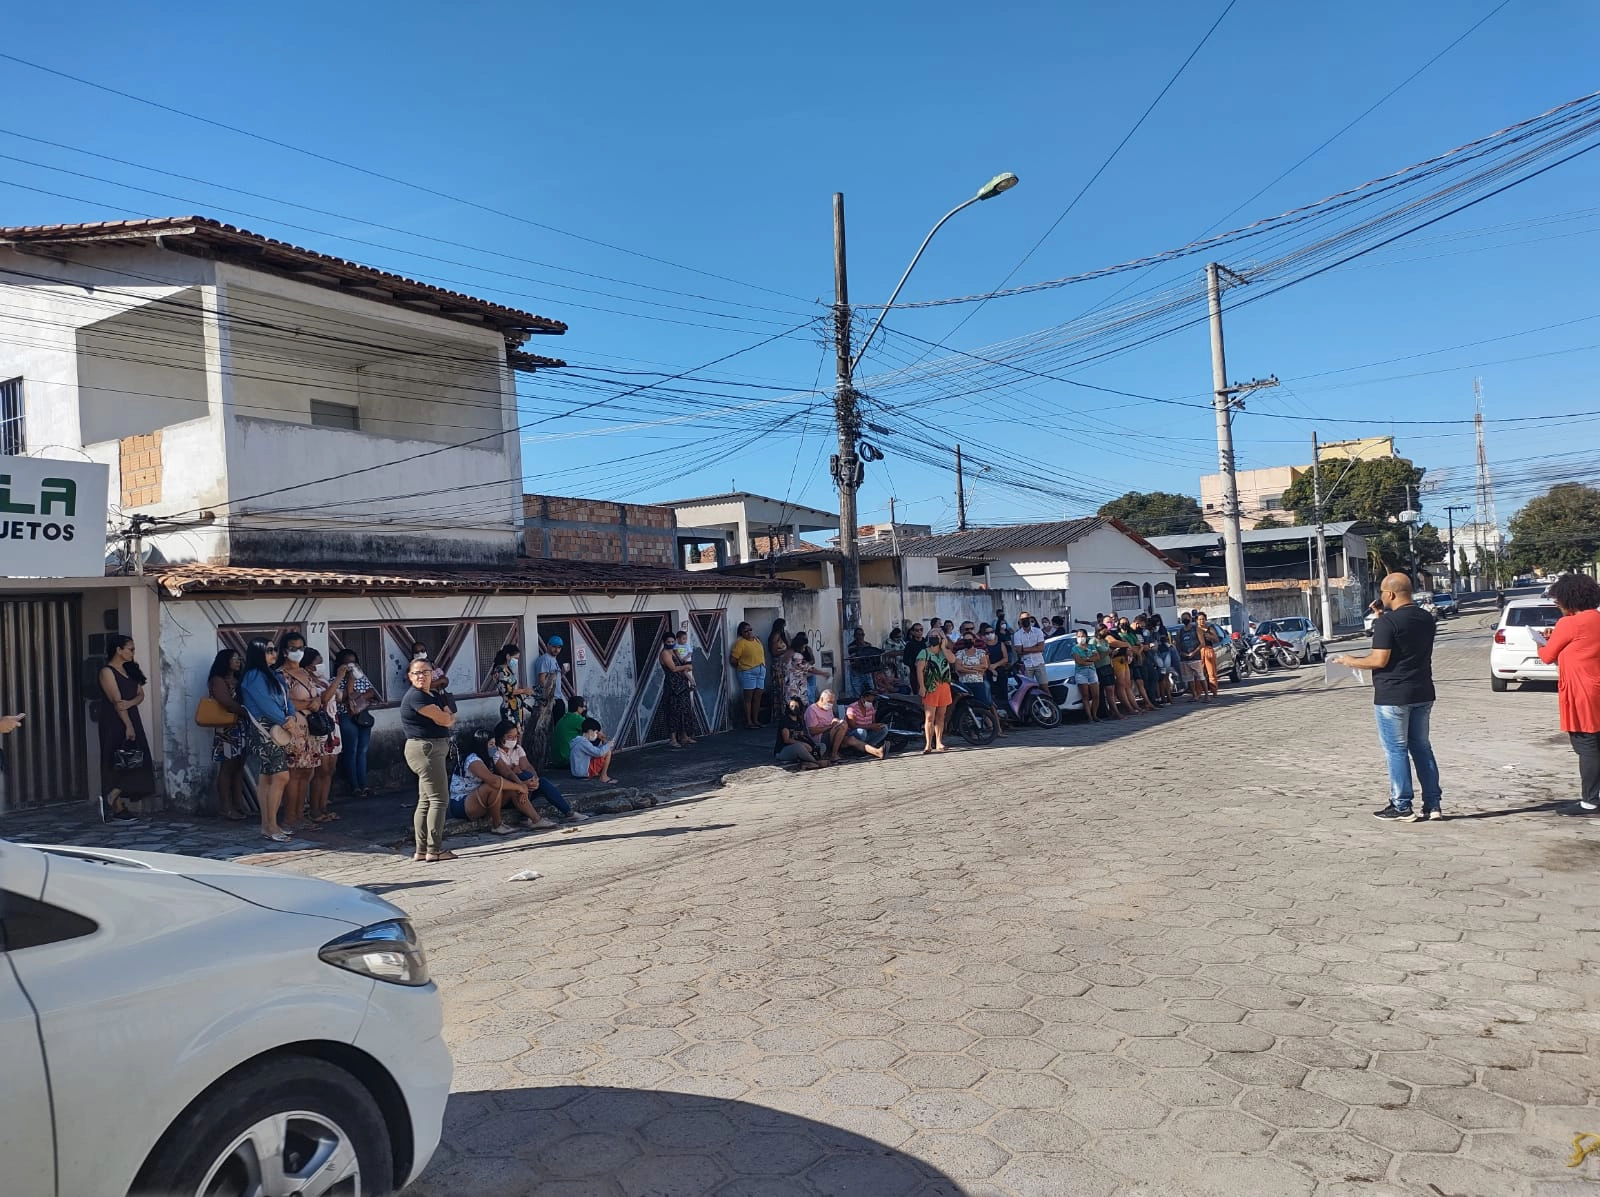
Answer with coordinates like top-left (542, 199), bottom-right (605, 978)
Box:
top-left (4, 0), bottom-right (1599, 533)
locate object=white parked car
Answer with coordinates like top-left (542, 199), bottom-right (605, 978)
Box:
top-left (2, 838), bottom-right (450, 1197)
top-left (1255, 616), bottom-right (1326, 663)
top-left (1490, 596), bottom-right (1562, 691)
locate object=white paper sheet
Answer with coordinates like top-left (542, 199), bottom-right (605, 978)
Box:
top-left (1324, 660), bottom-right (1371, 687)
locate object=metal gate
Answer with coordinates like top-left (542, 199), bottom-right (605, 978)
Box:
top-left (0, 596), bottom-right (87, 809)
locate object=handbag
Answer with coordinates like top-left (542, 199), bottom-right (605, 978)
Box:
top-left (305, 709), bottom-right (335, 737)
top-left (112, 744), bottom-right (147, 772)
top-left (195, 696), bottom-right (238, 728)
top-left (352, 708), bottom-right (375, 730)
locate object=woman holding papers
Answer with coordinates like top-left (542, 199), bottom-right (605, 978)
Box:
top-left (1537, 573), bottom-right (1600, 817)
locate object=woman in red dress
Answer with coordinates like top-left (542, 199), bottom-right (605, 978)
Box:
top-left (1537, 573), bottom-right (1600, 816)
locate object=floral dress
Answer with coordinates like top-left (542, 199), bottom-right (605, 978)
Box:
top-left (494, 663), bottom-right (530, 727)
top-left (282, 670), bottom-right (323, 770)
top-left (662, 650), bottom-right (697, 739)
top-left (779, 651), bottom-right (811, 703)
top-left (211, 676), bottom-right (245, 762)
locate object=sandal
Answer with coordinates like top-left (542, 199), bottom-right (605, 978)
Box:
top-left (261, 831), bottom-right (291, 843)
top-left (424, 851), bottom-right (459, 862)
top-left (412, 853), bottom-right (427, 861)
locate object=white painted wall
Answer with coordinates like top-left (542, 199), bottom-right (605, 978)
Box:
top-left (980, 527), bottom-right (1175, 619)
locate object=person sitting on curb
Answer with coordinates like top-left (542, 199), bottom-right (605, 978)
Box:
top-left (489, 720), bottom-right (589, 824)
top-left (449, 732), bottom-right (547, 835)
top-left (774, 696), bottom-right (826, 770)
top-left (804, 688), bottom-right (852, 762)
top-left (844, 688), bottom-right (890, 759)
top-left (568, 718), bottom-right (618, 783)
top-left (551, 695), bottom-right (591, 769)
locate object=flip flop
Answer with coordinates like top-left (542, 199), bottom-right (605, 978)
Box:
top-left (261, 831), bottom-right (291, 843)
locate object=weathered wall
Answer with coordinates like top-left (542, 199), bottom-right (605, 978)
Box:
top-left (522, 494), bottom-right (677, 566)
top-left (154, 584), bottom-right (782, 811)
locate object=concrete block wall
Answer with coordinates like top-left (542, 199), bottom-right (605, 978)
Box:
top-left (523, 494), bottom-right (676, 566)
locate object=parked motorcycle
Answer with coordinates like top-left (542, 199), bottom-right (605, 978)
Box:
top-left (1243, 632), bottom-right (1300, 672)
top-left (995, 670), bottom-right (1062, 729)
top-left (874, 684), bottom-right (999, 746)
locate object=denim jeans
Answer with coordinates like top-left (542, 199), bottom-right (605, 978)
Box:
top-left (1374, 702), bottom-right (1442, 813)
top-left (337, 713), bottom-right (372, 790)
top-left (517, 769), bottom-right (574, 817)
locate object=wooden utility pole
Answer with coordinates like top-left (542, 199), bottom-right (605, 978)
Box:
top-left (955, 444), bottom-right (967, 531)
top-left (832, 193), bottom-right (861, 635)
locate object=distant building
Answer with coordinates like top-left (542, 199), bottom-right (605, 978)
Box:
top-left (1199, 437), bottom-right (1397, 532)
top-left (662, 491), bottom-right (839, 569)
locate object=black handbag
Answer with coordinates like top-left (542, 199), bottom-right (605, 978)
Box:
top-left (305, 710), bottom-right (335, 737)
top-left (352, 708), bottom-right (375, 730)
top-left (112, 745), bottom-right (147, 771)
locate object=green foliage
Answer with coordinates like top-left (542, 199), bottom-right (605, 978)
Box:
top-left (1254, 515), bottom-right (1288, 530)
top-left (1096, 491), bottom-right (1209, 536)
top-left (1508, 483), bottom-right (1600, 573)
top-left (1282, 457), bottom-right (1429, 572)
top-left (1457, 546), bottom-right (1470, 581)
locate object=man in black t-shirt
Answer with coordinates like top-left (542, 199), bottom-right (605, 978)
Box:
top-left (1333, 572), bottom-right (1443, 822)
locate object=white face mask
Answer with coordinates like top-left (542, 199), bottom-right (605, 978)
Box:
top-left (413, 651), bottom-right (428, 661)
top-left (508, 657), bottom-right (519, 667)
top-left (287, 650), bottom-right (304, 663)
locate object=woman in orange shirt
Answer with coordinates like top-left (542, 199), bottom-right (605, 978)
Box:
top-left (1537, 573), bottom-right (1600, 816)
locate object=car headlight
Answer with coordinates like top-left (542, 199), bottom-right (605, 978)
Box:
top-left (319, 919), bottom-right (431, 986)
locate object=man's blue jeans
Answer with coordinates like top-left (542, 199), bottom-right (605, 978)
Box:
top-left (1374, 702), bottom-right (1442, 814)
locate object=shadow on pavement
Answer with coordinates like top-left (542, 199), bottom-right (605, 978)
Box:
top-left (358, 879), bottom-right (455, 895)
top-left (458, 823), bottom-right (739, 859)
top-left (409, 1085), bottom-right (967, 1196)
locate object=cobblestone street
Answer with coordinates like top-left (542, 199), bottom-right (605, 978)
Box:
top-left (265, 614), bottom-right (1599, 1195)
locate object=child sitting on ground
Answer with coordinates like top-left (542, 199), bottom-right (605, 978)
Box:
top-left (568, 718), bottom-right (618, 784)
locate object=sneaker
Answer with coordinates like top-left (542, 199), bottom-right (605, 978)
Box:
top-left (523, 816), bottom-right (559, 830)
top-left (1557, 802), bottom-right (1600, 817)
top-left (489, 823), bottom-right (516, 836)
top-left (1417, 807), bottom-right (1445, 822)
top-left (1372, 806), bottom-right (1413, 821)
top-left (564, 812), bottom-right (591, 823)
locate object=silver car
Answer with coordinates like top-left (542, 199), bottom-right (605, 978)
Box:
top-left (1256, 616), bottom-right (1326, 663)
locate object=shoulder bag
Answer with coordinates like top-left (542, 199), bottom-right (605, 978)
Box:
top-left (195, 696), bottom-right (239, 728)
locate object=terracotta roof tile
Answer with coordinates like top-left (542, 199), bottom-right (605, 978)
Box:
top-left (154, 557), bottom-right (797, 597)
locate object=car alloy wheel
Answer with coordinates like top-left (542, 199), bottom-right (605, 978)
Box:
top-left (195, 1110), bottom-right (360, 1197)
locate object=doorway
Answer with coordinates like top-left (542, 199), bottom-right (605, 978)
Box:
top-left (0, 595), bottom-right (87, 809)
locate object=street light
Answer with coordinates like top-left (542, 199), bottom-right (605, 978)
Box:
top-left (831, 174), bottom-right (1021, 650)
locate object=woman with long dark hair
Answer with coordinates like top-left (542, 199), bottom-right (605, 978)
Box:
top-left (1538, 573), bottom-right (1600, 817)
top-left (207, 648), bottom-right (249, 820)
top-left (333, 648), bottom-right (376, 798)
top-left (275, 631), bottom-right (323, 830)
top-left (302, 647), bottom-right (340, 824)
top-left (239, 639), bottom-right (298, 842)
top-left (97, 634), bottom-right (153, 823)
top-left (659, 630), bottom-right (697, 748)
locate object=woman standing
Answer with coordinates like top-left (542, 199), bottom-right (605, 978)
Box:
top-left (1091, 628), bottom-right (1125, 719)
top-left (302, 647), bottom-right (341, 824)
top-left (1069, 629), bottom-right (1101, 722)
top-left (1537, 573), bottom-right (1600, 817)
top-left (491, 644), bottom-right (534, 731)
top-left (333, 648), bottom-right (376, 798)
top-left (239, 640), bottom-right (298, 842)
top-left (767, 618), bottom-right (789, 719)
top-left (276, 633), bottom-right (323, 831)
top-left (206, 648), bottom-right (249, 820)
top-left (729, 622), bottom-right (767, 728)
top-left (659, 630), bottom-right (698, 748)
top-left (953, 627), bottom-right (1003, 738)
top-left (780, 633), bottom-right (829, 706)
top-left (402, 657), bottom-right (457, 862)
top-left (916, 627), bottom-right (956, 754)
top-left (1195, 613), bottom-right (1222, 698)
top-left (97, 634), bottom-right (154, 823)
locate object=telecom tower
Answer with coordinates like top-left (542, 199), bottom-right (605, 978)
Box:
top-left (1472, 377), bottom-right (1501, 584)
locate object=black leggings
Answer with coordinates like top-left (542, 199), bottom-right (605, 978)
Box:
top-left (1572, 731), bottom-right (1600, 805)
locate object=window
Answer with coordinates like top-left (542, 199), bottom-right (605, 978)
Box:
top-left (1110, 582), bottom-right (1143, 615)
top-left (1505, 605), bottom-right (1559, 628)
top-left (475, 620), bottom-right (521, 690)
top-left (1044, 638), bottom-right (1076, 664)
top-left (330, 626), bottom-right (387, 702)
top-left (1259, 496), bottom-right (1283, 511)
top-left (309, 400), bottom-right (360, 431)
top-left (1154, 583), bottom-right (1177, 610)
top-left (0, 378), bottom-right (24, 456)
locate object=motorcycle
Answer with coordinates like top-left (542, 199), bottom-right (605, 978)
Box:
top-left (1243, 632), bottom-right (1300, 672)
top-left (995, 669), bottom-right (1062, 729)
top-left (874, 683), bottom-right (999, 746)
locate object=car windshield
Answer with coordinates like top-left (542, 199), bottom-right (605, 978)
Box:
top-left (1258, 620), bottom-right (1289, 634)
top-left (1505, 605), bottom-right (1560, 627)
top-left (1432, 594), bottom-right (1451, 603)
top-left (1043, 638), bottom-right (1075, 664)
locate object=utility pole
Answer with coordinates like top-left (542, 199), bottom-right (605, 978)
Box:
top-left (889, 495), bottom-right (907, 630)
top-left (832, 193), bottom-right (862, 636)
top-left (955, 444), bottom-right (967, 531)
top-left (1310, 432), bottom-right (1333, 638)
top-left (1444, 504), bottom-right (1471, 595)
top-left (1206, 262), bottom-right (1276, 638)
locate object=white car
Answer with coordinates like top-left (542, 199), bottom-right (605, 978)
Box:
top-left (2, 838), bottom-right (450, 1197)
top-left (1490, 596), bottom-right (1562, 691)
top-left (1255, 616), bottom-right (1326, 663)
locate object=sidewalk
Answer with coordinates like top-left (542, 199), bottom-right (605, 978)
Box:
top-left (0, 726), bottom-right (778, 863)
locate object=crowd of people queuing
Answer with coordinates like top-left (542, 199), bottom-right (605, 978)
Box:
top-left (746, 607), bottom-right (1230, 769)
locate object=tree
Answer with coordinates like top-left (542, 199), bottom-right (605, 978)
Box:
top-left (1096, 491), bottom-right (1209, 536)
top-left (1281, 457), bottom-right (1428, 572)
top-left (1508, 483), bottom-right (1600, 573)
top-left (1457, 546), bottom-right (1470, 583)
top-left (1254, 515), bottom-right (1288, 530)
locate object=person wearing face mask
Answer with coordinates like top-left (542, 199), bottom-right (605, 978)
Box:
top-left (901, 622), bottom-right (927, 683)
top-left (1091, 626), bottom-right (1126, 718)
top-left (492, 644), bottom-right (535, 732)
top-left (276, 632), bottom-right (324, 830)
top-left (1070, 629), bottom-right (1102, 722)
top-left (953, 623), bottom-right (1003, 737)
top-left (774, 695), bottom-right (825, 769)
top-left (1012, 612), bottom-right (1048, 689)
top-left (1175, 615), bottom-right (1207, 702)
top-left (489, 720), bottom-right (583, 825)
top-left (978, 623), bottom-right (1009, 736)
top-left (916, 627), bottom-right (957, 754)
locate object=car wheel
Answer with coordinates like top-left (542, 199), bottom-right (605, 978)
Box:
top-left (132, 1055), bottom-right (394, 1197)
top-left (1490, 674), bottom-right (1508, 692)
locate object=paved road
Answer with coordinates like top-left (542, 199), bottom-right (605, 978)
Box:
top-left (289, 613), bottom-right (1600, 1195)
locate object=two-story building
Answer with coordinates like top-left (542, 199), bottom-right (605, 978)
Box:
top-left (0, 217), bottom-right (789, 813)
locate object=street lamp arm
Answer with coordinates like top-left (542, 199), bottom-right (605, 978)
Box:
top-left (849, 195), bottom-right (982, 374)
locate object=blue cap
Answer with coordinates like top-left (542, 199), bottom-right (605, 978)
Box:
top-left (548, 636), bottom-right (564, 648)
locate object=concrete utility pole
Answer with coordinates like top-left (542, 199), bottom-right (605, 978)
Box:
top-left (832, 193), bottom-right (863, 636)
top-left (889, 495), bottom-right (907, 629)
top-left (1444, 504), bottom-right (1471, 594)
top-left (955, 444), bottom-right (967, 531)
top-left (1310, 432), bottom-right (1333, 638)
top-left (1206, 262), bottom-right (1276, 637)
